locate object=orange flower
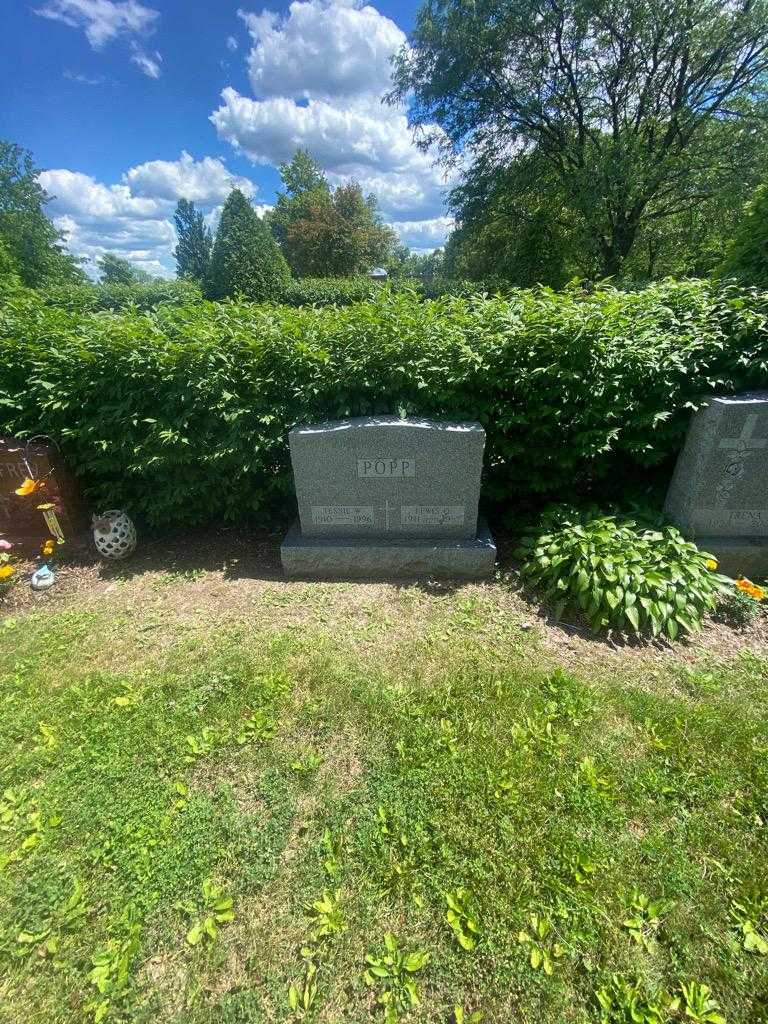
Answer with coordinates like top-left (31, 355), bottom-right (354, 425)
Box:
top-left (736, 577), bottom-right (765, 601)
top-left (0, 564), bottom-right (15, 579)
top-left (15, 477), bottom-right (43, 496)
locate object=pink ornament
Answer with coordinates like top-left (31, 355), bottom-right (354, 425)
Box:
top-left (0, 539), bottom-right (12, 551)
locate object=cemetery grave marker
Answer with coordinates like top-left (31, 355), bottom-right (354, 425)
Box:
top-left (664, 392), bottom-right (768, 574)
top-left (281, 416), bottom-right (496, 579)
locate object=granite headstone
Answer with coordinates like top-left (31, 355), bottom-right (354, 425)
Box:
top-left (280, 416), bottom-right (496, 579)
top-left (664, 392), bottom-right (768, 574)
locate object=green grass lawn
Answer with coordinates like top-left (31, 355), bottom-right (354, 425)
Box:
top-left (0, 558), bottom-right (767, 1023)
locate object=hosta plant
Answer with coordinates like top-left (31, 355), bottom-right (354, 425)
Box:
top-left (517, 511), bottom-right (729, 639)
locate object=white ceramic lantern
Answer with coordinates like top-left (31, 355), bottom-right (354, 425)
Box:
top-left (92, 510), bottom-right (137, 560)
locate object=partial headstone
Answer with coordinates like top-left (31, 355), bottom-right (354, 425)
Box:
top-left (664, 392), bottom-right (768, 575)
top-left (280, 416), bottom-right (496, 579)
top-left (0, 436), bottom-right (89, 554)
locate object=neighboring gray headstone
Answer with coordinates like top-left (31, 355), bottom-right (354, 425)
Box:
top-left (664, 392), bottom-right (768, 574)
top-left (281, 416), bottom-right (496, 579)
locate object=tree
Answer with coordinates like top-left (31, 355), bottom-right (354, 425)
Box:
top-left (269, 150), bottom-right (399, 277)
top-left (391, 0), bottom-right (768, 278)
top-left (205, 189), bottom-right (291, 301)
top-left (173, 199), bottom-right (212, 282)
top-left (445, 153), bottom-right (587, 286)
top-left (0, 236), bottom-right (22, 294)
top-left (97, 252), bottom-right (150, 284)
top-left (278, 148), bottom-right (328, 197)
top-left (719, 181), bottom-right (768, 288)
top-left (0, 140), bottom-right (84, 287)
top-left (396, 248), bottom-right (445, 280)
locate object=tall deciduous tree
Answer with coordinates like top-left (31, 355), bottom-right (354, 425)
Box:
top-left (0, 140), bottom-right (83, 287)
top-left (719, 181), bottom-right (768, 288)
top-left (269, 150), bottom-right (400, 277)
top-left (278, 148), bottom-right (328, 197)
top-left (391, 0), bottom-right (768, 277)
top-left (173, 198), bottom-right (212, 282)
top-left (98, 252), bottom-right (149, 284)
top-left (206, 189), bottom-right (291, 301)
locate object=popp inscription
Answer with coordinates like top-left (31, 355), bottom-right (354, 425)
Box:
top-left (357, 458), bottom-right (415, 478)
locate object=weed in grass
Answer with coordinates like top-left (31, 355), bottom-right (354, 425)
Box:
top-left (677, 980), bottom-right (727, 1023)
top-left (452, 1007), bottom-right (483, 1023)
top-left (306, 890), bottom-right (346, 940)
top-left (235, 709), bottom-right (276, 745)
top-left (320, 828), bottom-right (343, 879)
top-left (288, 944), bottom-right (319, 1018)
top-left (622, 890), bottom-right (676, 949)
top-left (184, 725), bottom-right (222, 762)
top-left (12, 876), bottom-right (87, 960)
top-left (595, 974), bottom-right (672, 1023)
top-left (363, 932), bottom-right (430, 1022)
top-left (290, 750), bottom-right (323, 777)
top-left (86, 911), bottom-right (142, 1023)
top-left (518, 913), bottom-right (564, 974)
top-left (729, 887), bottom-right (768, 955)
top-left (444, 888), bottom-right (481, 951)
top-left (178, 878), bottom-right (236, 946)
top-left (577, 756), bottom-right (616, 799)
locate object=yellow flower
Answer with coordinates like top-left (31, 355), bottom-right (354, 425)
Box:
top-left (749, 585), bottom-right (765, 601)
top-left (15, 477), bottom-right (41, 496)
top-left (705, 558), bottom-right (718, 571)
top-left (41, 539), bottom-right (56, 557)
top-left (0, 564), bottom-right (15, 579)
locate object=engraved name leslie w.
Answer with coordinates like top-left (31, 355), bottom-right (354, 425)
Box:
top-left (311, 505), bottom-right (374, 526)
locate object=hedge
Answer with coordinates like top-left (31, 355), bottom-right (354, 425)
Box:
top-left (38, 279), bottom-right (203, 313)
top-left (35, 277), bottom-right (498, 312)
top-left (0, 280), bottom-right (766, 527)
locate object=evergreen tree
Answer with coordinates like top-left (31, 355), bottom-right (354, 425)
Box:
top-left (205, 189), bottom-right (290, 301)
top-left (719, 182), bottom-right (768, 289)
top-left (173, 198), bottom-right (212, 282)
top-left (0, 139), bottom-right (83, 286)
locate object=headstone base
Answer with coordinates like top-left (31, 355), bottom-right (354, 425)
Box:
top-left (281, 518), bottom-right (496, 580)
top-left (690, 536), bottom-right (768, 577)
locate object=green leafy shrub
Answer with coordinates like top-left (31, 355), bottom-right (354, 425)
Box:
top-left (714, 588), bottom-right (765, 629)
top-left (38, 279), bottom-right (202, 313)
top-left (282, 276), bottom-right (383, 306)
top-left (516, 511), bottom-right (728, 638)
top-left (0, 279), bottom-right (766, 527)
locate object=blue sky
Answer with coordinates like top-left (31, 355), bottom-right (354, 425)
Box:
top-left (2, 0), bottom-right (453, 277)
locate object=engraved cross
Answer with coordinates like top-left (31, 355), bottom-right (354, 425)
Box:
top-left (378, 499), bottom-right (393, 531)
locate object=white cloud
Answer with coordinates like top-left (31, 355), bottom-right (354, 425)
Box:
top-left (226, 34), bottom-right (239, 51)
top-left (212, 0), bottom-right (453, 242)
top-left (130, 44), bottom-right (162, 78)
top-left (41, 155), bottom-right (260, 279)
top-left (390, 216), bottom-right (453, 250)
top-left (238, 0), bottom-right (405, 100)
top-left (63, 69), bottom-right (106, 85)
top-left (54, 213), bottom-right (176, 279)
top-left (33, 0), bottom-right (159, 48)
top-left (124, 151), bottom-right (257, 203)
top-left (211, 88), bottom-right (452, 222)
top-left (40, 169), bottom-right (169, 219)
